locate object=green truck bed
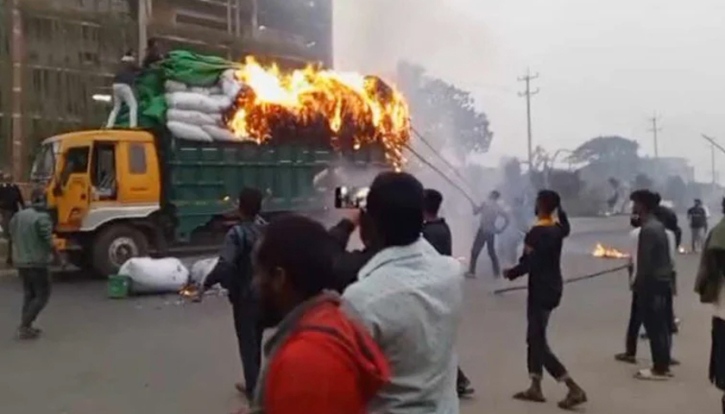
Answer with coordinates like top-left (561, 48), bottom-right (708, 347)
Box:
top-left (161, 134), bottom-right (387, 241)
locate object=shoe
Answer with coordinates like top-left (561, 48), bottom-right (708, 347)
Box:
top-left (670, 358), bottom-right (681, 366)
top-left (558, 390), bottom-right (587, 410)
top-left (614, 353), bottom-right (637, 364)
top-left (457, 384), bottom-right (475, 398)
top-left (17, 327), bottom-right (39, 340)
top-left (634, 368), bottom-right (671, 381)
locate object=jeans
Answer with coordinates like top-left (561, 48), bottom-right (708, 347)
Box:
top-left (470, 229), bottom-right (500, 276)
top-left (527, 304), bottom-right (568, 380)
top-left (625, 292), bottom-right (641, 356)
top-left (232, 299), bottom-right (264, 394)
top-left (638, 289), bottom-right (672, 373)
top-left (19, 267), bottom-right (51, 328)
top-left (106, 83), bottom-right (138, 128)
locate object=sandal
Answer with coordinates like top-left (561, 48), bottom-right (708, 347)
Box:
top-left (558, 390), bottom-right (587, 410)
top-left (513, 389), bottom-right (546, 403)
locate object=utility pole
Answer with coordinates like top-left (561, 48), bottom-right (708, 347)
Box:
top-left (702, 134), bottom-right (719, 187)
top-left (518, 69), bottom-right (539, 169)
top-left (648, 114), bottom-right (662, 159)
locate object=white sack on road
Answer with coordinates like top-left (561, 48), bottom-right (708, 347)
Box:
top-left (189, 257), bottom-right (219, 287)
top-left (119, 257), bottom-right (190, 294)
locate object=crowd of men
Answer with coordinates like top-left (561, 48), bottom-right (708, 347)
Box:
top-left (7, 166), bottom-right (725, 412)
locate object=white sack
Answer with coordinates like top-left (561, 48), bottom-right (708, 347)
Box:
top-left (119, 257), bottom-right (190, 294)
top-left (167, 109), bottom-right (221, 127)
top-left (190, 85), bottom-right (223, 95)
top-left (166, 92), bottom-right (233, 113)
top-left (165, 80), bottom-right (188, 93)
top-left (167, 121), bottom-right (213, 142)
top-left (202, 125), bottom-right (239, 142)
top-left (190, 257), bottom-right (220, 287)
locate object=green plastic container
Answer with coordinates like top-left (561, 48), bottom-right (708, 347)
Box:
top-left (107, 275), bottom-right (130, 299)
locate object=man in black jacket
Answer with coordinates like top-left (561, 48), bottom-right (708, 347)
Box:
top-left (0, 173), bottom-right (25, 266)
top-left (328, 210), bottom-right (377, 293)
top-left (504, 190), bottom-right (587, 409)
top-left (421, 189), bottom-right (475, 398)
top-left (203, 188), bottom-right (266, 400)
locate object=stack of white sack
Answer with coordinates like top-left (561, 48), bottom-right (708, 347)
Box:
top-left (119, 257), bottom-right (190, 294)
top-left (164, 69), bottom-right (244, 142)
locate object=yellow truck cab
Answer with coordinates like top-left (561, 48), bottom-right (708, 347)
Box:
top-left (31, 128), bottom-right (385, 276)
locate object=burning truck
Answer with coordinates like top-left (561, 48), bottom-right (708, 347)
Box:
top-left (29, 51), bottom-right (411, 275)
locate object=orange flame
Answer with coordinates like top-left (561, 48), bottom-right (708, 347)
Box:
top-left (226, 57), bottom-right (411, 168)
top-left (592, 243), bottom-right (630, 259)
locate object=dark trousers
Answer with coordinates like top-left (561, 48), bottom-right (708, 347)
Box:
top-left (470, 229), bottom-right (500, 276)
top-left (527, 304), bottom-right (568, 380)
top-left (18, 267), bottom-right (51, 328)
top-left (638, 289), bottom-right (672, 373)
top-left (457, 367), bottom-right (470, 388)
top-left (231, 299), bottom-right (264, 394)
top-left (1, 209), bottom-right (12, 265)
top-left (626, 291), bottom-right (676, 356)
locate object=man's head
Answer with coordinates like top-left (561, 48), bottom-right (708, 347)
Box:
top-left (423, 189), bottom-right (443, 221)
top-left (121, 50), bottom-right (135, 63)
top-left (695, 198), bottom-right (702, 207)
top-left (30, 187), bottom-right (46, 208)
top-left (366, 171), bottom-right (424, 248)
top-left (630, 189), bottom-right (659, 222)
top-left (253, 215), bottom-right (337, 328)
top-left (237, 188), bottom-right (262, 219)
top-left (489, 190), bottom-right (501, 201)
top-left (535, 190), bottom-right (560, 219)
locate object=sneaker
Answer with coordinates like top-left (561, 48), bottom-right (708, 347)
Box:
top-left (17, 327), bottom-right (39, 340)
top-left (634, 368), bottom-right (671, 381)
top-left (614, 353), bottom-right (637, 364)
top-left (457, 383), bottom-right (475, 398)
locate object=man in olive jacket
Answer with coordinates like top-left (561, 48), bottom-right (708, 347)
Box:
top-left (9, 189), bottom-right (54, 340)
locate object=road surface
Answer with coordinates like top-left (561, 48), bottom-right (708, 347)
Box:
top-left (0, 216), bottom-right (720, 413)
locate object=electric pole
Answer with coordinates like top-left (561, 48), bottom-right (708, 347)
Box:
top-left (518, 69), bottom-right (539, 169)
top-left (648, 114), bottom-right (662, 159)
top-left (702, 134), bottom-right (719, 187)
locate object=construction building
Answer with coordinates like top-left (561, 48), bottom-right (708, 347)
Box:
top-left (0, 0), bottom-right (332, 178)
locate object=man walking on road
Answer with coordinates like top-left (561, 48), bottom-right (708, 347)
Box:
top-left (9, 189), bottom-right (54, 340)
top-left (469, 190), bottom-right (509, 278)
top-left (630, 190), bottom-right (676, 380)
top-left (422, 188), bottom-right (475, 398)
top-left (688, 198), bottom-right (709, 253)
top-left (343, 172), bottom-right (463, 414)
top-left (202, 188), bottom-right (266, 400)
top-left (504, 190), bottom-right (587, 410)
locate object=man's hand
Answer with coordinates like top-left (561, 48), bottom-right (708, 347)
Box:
top-left (344, 208), bottom-right (361, 228)
top-left (503, 268), bottom-right (515, 280)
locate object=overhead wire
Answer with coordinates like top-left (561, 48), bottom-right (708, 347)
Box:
top-left (410, 126), bottom-right (477, 194)
top-left (404, 143), bottom-right (477, 205)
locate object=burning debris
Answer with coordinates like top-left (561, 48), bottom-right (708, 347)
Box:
top-left (592, 243), bottom-right (630, 259)
top-left (225, 57), bottom-right (411, 168)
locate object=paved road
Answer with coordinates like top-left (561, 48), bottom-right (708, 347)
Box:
top-left (0, 217), bottom-right (720, 413)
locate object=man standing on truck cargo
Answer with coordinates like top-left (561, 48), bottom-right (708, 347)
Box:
top-left (106, 52), bottom-right (139, 129)
top-left (201, 188), bottom-right (266, 400)
top-left (9, 188), bottom-right (54, 340)
top-left (0, 172), bottom-right (25, 267)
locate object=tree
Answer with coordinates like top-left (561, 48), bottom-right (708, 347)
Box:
top-left (569, 136), bottom-right (639, 165)
top-left (397, 61), bottom-right (493, 160)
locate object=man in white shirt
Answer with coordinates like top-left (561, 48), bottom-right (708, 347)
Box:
top-left (343, 172), bottom-right (463, 414)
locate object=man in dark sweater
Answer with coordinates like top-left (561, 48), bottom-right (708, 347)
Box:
top-left (106, 52), bottom-right (139, 128)
top-left (421, 189), bottom-right (474, 398)
top-left (504, 190), bottom-right (587, 409)
top-left (631, 190), bottom-right (676, 380)
top-left (0, 172), bottom-right (25, 266)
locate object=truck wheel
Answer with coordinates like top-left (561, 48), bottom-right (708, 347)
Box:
top-left (92, 224), bottom-right (149, 276)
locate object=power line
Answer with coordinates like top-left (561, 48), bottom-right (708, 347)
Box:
top-left (702, 134), bottom-right (720, 186)
top-left (518, 69), bottom-right (539, 169)
top-left (404, 143), bottom-right (477, 205)
top-left (410, 126), bottom-right (476, 193)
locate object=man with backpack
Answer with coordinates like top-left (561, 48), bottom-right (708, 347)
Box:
top-left (202, 188), bottom-right (266, 400)
top-left (688, 198), bottom-right (709, 253)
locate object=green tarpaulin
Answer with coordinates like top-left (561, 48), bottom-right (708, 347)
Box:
top-left (114, 50), bottom-right (239, 128)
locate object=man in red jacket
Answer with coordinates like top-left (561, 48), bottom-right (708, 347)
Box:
top-left (238, 215), bottom-right (390, 414)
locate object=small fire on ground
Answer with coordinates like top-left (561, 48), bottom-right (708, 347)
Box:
top-left (592, 243), bottom-right (630, 259)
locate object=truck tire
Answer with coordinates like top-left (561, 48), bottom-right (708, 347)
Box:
top-left (92, 224), bottom-right (149, 276)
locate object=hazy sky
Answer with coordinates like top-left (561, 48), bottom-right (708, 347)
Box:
top-left (334, 0), bottom-right (725, 181)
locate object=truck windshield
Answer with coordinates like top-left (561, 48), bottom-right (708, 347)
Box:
top-left (30, 141), bottom-right (60, 181)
